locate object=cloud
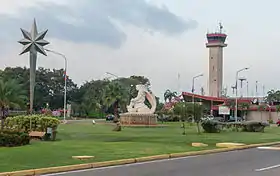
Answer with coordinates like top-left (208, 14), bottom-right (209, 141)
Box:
top-left (0, 0), bottom-right (197, 48)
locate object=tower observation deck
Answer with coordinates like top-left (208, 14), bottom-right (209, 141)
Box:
top-left (206, 23), bottom-right (227, 97)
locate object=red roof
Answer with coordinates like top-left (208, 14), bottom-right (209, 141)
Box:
top-left (182, 92), bottom-right (256, 103)
top-left (182, 92), bottom-right (225, 102)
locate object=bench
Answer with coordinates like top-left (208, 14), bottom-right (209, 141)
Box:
top-left (29, 131), bottom-right (46, 140)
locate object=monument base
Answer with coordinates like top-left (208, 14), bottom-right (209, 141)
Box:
top-left (120, 113), bottom-right (158, 126)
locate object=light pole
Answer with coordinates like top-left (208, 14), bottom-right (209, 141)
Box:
top-left (45, 49), bottom-right (68, 122)
top-left (105, 72), bottom-right (119, 79)
top-left (238, 78), bottom-right (247, 97)
top-left (246, 81), bottom-right (249, 97)
top-left (191, 74), bottom-right (203, 122)
top-left (255, 81), bottom-right (258, 97)
top-left (235, 67), bottom-right (249, 122)
top-left (192, 74), bottom-right (204, 94)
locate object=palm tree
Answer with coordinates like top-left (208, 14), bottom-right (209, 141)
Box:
top-left (0, 79), bottom-right (27, 129)
top-left (258, 105), bottom-right (266, 121)
top-left (239, 102), bottom-right (250, 121)
top-left (276, 105), bottom-right (280, 117)
top-left (164, 89), bottom-right (177, 102)
top-left (102, 81), bottom-right (130, 122)
top-left (266, 89), bottom-right (280, 105)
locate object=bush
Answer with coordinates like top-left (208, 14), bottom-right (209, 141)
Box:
top-left (5, 115), bottom-right (60, 132)
top-left (267, 119), bottom-right (274, 124)
top-left (201, 120), bottom-right (223, 133)
top-left (223, 122), bottom-right (243, 131)
top-left (202, 120), bottom-right (269, 133)
top-left (242, 121), bottom-right (269, 132)
top-left (0, 130), bottom-right (30, 147)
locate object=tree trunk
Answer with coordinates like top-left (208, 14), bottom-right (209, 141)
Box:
top-left (1, 106), bottom-right (4, 130)
top-left (113, 106), bottom-right (119, 123)
top-left (113, 101), bottom-right (120, 123)
top-left (196, 122), bottom-right (201, 134)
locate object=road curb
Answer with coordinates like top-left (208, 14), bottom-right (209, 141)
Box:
top-left (1, 141), bottom-right (280, 176)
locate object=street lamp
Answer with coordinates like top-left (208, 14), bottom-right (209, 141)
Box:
top-left (45, 49), bottom-right (68, 123)
top-left (234, 67), bottom-right (249, 122)
top-left (192, 74), bottom-right (204, 94)
top-left (191, 74), bottom-right (203, 122)
top-left (238, 77), bottom-right (247, 97)
top-left (105, 72), bottom-right (119, 79)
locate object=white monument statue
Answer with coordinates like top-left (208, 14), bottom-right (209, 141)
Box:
top-left (127, 84), bottom-right (157, 114)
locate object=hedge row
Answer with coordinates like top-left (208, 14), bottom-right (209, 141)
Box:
top-left (5, 115), bottom-right (60, 132)
top-left (201, 120), bottom-right (270, 133)
top-left (0, 130), bottom-right (30, 147)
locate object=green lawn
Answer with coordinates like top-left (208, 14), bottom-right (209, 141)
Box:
top-left (0, 122), bottom-right (280, 172)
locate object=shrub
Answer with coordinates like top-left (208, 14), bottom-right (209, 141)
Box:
top-left (4, 115), bottom-right (60, 140)
top-left (223, 122), bottom-right (243, 131)
top-left (0, 130), bottom-right (30, 147)
top-left (201, 120), bottom-right (223, 133)
top-left (242, 121), bottom-right (269, 132)
top-left (267, 119), bottom-right (274, 124)
top-left (5, 115), bottom-right (60, 132)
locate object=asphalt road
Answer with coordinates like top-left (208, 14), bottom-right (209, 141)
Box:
top-left (45, 147), bottom-right (280, 176)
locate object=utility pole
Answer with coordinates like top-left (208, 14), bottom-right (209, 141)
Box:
top-left (255, 81), bottom-right (258, 97)
top-left (246, 81), bottom-right (249, 97)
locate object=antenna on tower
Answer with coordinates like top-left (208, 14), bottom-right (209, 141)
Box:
top-left (219, 22), bottom-right (223, 33)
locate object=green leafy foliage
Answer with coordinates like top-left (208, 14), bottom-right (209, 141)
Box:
top-left (0, 130), bottom-right (30, 147)
top-left (223, 122), bottom-right (243, 131)
top-left (0, 67), bottom-right (77, 111)
top-left (0, 66), bottom-right (160, 118)
top-left (201, 120), bottom-right (269, 133)
top-left (242, 121), bottom-right (269, 132)
top-left (201, 120), bottom-right (222, 133)
top-left (5, 115), bottom-right (60, 132)
top-left (0, 78), bottom-right (27, 129)
top-left (164, 89), bottom-right (177, 102)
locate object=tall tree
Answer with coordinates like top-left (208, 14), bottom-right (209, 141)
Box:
top-left (164, 89), bottom-right (177, 102)
top-left (0, 79), bottom-right (27, 128)
top-left (238, 102), bottom-right (250, 120)
top-left (173, 102), bottom-right (204, 134)
top-left (1, 67), bottom-right (77, 110)
top-left (103, 82), bottom-right (130, 111)
top-left (266, 89), bottom-right (280, 105)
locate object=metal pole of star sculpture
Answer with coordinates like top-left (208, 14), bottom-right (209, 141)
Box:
top-left (18, 19), bottom-right (49, 114)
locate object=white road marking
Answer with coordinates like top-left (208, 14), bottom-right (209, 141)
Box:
top-left (257, 146), bottom-right (280, 150)
top-left (43, 155), bottom-right (199, 176)
top-left (255, 164), bottom-right (280, 172)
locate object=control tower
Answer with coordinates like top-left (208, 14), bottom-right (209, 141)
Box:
top-left (206, 23), bottom-right (227, 97)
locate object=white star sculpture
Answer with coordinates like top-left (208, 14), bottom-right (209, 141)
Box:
top-left (18, 19), bottom-right (49, 56)
top-left (18, 19), bottom-right (50, 113)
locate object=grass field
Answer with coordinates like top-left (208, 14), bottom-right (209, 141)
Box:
top-left (0, 121), bottom-right (280, 172)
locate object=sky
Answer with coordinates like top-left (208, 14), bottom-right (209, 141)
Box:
top-left (0, 0), bottom-right (279, 100)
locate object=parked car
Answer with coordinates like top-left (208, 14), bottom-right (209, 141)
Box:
top-left (227, 116), bottom-right (243, 122)
top-left (106, 115), bottom-right (114, 121)
top-left (213, 116), bottom-right (224, 122)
